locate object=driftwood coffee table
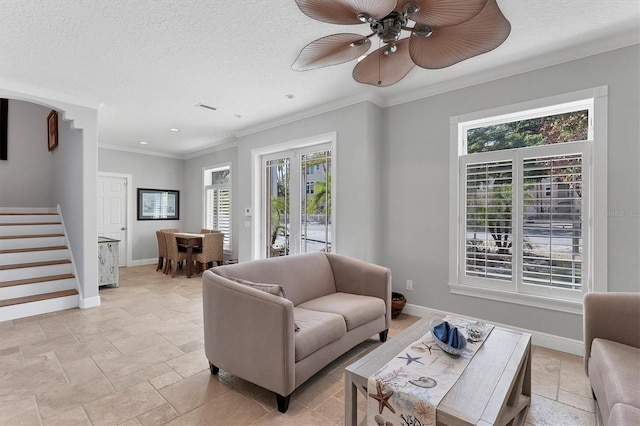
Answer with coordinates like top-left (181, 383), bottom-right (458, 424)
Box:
top-left (344, 316), bottom-right (531, 425)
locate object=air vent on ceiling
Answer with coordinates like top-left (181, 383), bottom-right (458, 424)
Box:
top-left (195, 103), bottom-right (217, 111)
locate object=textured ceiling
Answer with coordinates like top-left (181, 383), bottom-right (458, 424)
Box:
top-left (0, 0), bottom-right (638, 157)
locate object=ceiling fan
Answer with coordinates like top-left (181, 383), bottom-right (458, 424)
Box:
top-left (291, 0), bottom-right (511, 87)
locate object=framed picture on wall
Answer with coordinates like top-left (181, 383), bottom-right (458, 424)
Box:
top-left (47, 110), bottom-right (58, 151)
top-left (137, 188), bottom-right (180, 220)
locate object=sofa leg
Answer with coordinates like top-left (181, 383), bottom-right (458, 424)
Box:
top-left (209, 363), bottom-right (219, 375)
top-left (276, 394), bottom-right (291, 413)
top-left (379, 329), bottom-right (389, 342)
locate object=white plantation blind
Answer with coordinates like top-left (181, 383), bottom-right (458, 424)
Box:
top-left (465, 160), bottom-right (513, 281)
top-left (522, 153), bottom-right (583, 289)
top-left (205, 185), bottom-right (231, 250)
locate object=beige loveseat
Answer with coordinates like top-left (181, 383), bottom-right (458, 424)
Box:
top-left (202, 252), bottom-right (391, 412)
top-left (584, 292), bottom-right (640, 425)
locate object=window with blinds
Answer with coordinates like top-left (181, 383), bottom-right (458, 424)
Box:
top-left (522, 153), bottom-right (583, 289)
top-left (456, 100), bottom-right (592, 301)
top-left (465, 160), bottom-right (513, 281)
top-left (204, 165), bottom-right (231, 250)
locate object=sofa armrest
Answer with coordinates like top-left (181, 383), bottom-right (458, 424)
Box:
top-left (202, 270), bottom-right (296, 396)
top-left (325, 253), bottom-right (392, 329)
top-left (583, 292), bottom-right (640, 375)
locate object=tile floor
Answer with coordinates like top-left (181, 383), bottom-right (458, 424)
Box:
top-left (0, 265), bottom-right (599, 425)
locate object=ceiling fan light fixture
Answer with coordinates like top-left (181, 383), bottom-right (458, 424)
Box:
top-left (412, 26), bottom-right (433, 38)
top-left (293, 0), bottom-right (510, 86)
top-left (402, 1), bottom-right (420, 17)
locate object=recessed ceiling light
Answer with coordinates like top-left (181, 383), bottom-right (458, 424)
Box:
top-left (139, 141), bottom-right (148, 145)
top-left (169, 128), bottom-right (180, 132)
top-left (285, 94), bottom-right (295, 99)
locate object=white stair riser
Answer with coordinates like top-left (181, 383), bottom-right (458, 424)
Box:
top-left (0, 278), bottom-right (77, 300)
top-left (0, 208), bottom-right (57, 214)
top-left (0, 249), bottom-right (69, 266)
top-left (0, 215), bottom-right (60, 224)
top-left (0, 224), bottom-right (63, 236)
top-left (0, 263), bottom-right (72, 282)
top-left (0, 236), bottom-right (67, 250)
top-left (0, 294), bottom-right (79, 322)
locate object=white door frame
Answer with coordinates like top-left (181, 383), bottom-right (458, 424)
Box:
top-left (97, 172), bottom-right (133, 267)
top-left (251, 132), bottom-right (337, 260)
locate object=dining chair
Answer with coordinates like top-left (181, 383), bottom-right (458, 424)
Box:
top-left (155, 231), bottom-right (168, 272)
top-left (194, 232), bottom-right (224, 273)
top-left (160, 228), bottom-right (179, 233)
top-left (164, 232), bottom-right (188, 277)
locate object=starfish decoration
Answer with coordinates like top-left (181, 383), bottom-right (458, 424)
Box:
top-left (369, 380), bottom-right (396, 415)
top-left (398, 352), bottom-right (424, 366)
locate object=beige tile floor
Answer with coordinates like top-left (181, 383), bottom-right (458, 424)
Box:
top-left (0, 265), bottom-right (599, 425)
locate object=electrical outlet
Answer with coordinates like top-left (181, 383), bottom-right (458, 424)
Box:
top-left (406, 279), bottom-right (413, 291)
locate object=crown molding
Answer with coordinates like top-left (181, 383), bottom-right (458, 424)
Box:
top-left (232, 92), bottom-right (386, 139)
top-left (384, 29), bottom-right (639, 108)
top-left (181, 137), bottom-right (239, 160)
top-left (98, 143), bottom-right (184, 160)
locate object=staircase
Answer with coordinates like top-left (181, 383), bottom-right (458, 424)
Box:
top-left (0, 207), bottom-right (79, 322)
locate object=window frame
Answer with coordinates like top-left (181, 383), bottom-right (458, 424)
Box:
top-left (448, 87), bottom-right (608, 315)
top-left (203, 163), bottom-right (232, 251)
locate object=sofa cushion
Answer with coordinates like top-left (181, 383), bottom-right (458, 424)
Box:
top-left (589, 338), bottom-right (640, 420)
top-left (231, 277), bottom-right (288, 299)
top-left (608, 403), bottom-right (640, 426)
top-left (213, 253), bottom-right (337, 306)
top-left (297, 292), bottom-right (386, 331)
top-left (294, 307), bottom-right (346, 362)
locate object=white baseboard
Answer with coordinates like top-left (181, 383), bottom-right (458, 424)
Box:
top-left (403, 303), bottom-right (583, 356)
top-left (130, 258), bottom-right (157, 267)
top-left (79, 295), bottom-right (101, 309)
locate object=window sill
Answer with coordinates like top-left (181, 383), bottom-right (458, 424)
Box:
top-left (448, 283), bottom-right (583, 315)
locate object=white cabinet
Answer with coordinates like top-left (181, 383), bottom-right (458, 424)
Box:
top-left (98, 237), bottom-right (119, 287)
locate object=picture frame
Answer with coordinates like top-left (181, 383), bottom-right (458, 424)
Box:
top-left (47, 110), bottom-right (58, 151)
top-left (137, 188), bottom-right (180, 220)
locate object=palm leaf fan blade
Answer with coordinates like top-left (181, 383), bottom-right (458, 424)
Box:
top-left (408, 0), bottom-right (490, 27)
top-left (353, 38), bottom-right (414, 87)
top-left (292, 34), bottom-right (371, 71)
top-left (409, 0), bottom-right (510, 69)
top-left (294, 0), bottom-right (397, 24)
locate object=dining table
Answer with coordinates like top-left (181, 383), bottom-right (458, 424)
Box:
top-left (174, 232), bottom-right (203, 278)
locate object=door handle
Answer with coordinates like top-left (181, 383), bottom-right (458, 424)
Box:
top-left (121, 227), bottom-right (127, 231)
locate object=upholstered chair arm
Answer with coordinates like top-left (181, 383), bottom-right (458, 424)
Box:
top-left (325, 253), bottom-right (392, 328)
top-left (202, 271), bottom-right (296, 397)
top-left (583, 292), bottom-right (640, 375)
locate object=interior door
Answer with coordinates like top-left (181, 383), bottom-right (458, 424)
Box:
top-left (97, 175), bottom-right (127, 266)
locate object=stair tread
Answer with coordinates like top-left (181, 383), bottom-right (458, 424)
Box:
top-left (0, 222), bottom-right (61, 226)
top-left (0, 273), bottom-right (75, 288)
top-left (0, 289), bottom-right (78, 308)
top-left (0, 246), bottom-right (67, 254)
top-left (0, 259), bottom-right (71, 271)
top-left (0, 234), bottom-right (65, 240)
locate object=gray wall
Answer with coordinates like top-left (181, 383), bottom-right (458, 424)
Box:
top-left (235, 102), bottom-right (384, 264)
top-left (98, 148), bottom-right (185, 261)
top-left (381, 45), bottom-right (640, 341)
top-left (0, 100), bottom-right (53, 206)
top-left (51, 116), bottom-right (92, 298)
